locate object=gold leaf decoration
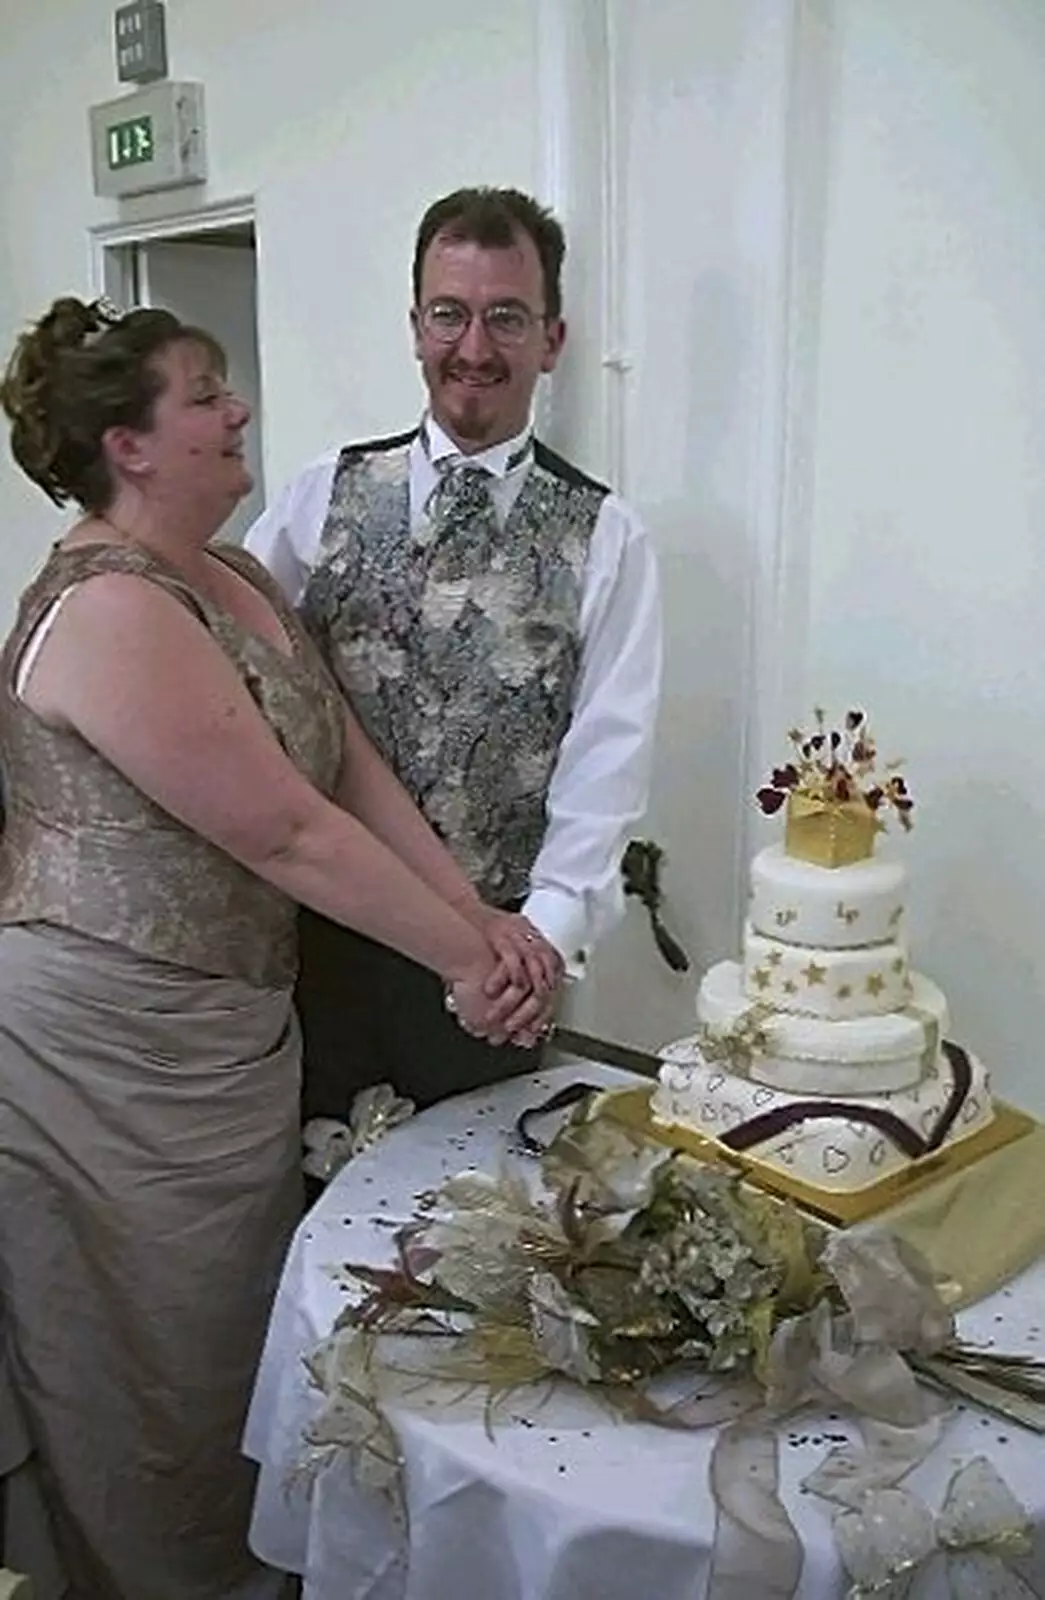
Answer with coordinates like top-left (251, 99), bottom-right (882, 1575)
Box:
top-left (699, 1004), bottom-right (775, 1075)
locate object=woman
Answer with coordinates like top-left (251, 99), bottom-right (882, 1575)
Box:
top-left (0, 297), bottom-right (559, 1599)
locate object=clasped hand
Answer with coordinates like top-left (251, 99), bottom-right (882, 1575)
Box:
top-left (448, 910), bottom-right (563, 1048)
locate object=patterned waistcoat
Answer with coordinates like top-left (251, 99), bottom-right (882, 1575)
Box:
top-left (301, 430), bottom-right (608, 903)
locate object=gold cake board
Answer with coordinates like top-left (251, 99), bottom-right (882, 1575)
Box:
top-left (593, 1087), bottom-right (1045, 1309)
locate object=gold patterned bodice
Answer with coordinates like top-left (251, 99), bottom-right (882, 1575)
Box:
top-left (0, 540), bottom-right (345, 987)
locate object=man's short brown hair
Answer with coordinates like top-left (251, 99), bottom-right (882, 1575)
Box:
top-left (413, 187), bottom-right (566, 320)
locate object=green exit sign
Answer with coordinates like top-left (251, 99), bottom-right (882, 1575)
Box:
top-left (107, 115), bottom-right (154, 170)
top-left (91, 82), bottom-right (205, 198)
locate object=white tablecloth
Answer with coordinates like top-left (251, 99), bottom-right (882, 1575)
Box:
top-left (244, 1064), bottom-right (1045, 1600)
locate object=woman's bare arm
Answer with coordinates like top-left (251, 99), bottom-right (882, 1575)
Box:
top-left (21, 572), bottom-right (496, 990)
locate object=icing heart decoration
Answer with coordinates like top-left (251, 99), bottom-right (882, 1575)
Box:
top-left (700, 1102), bottom-right (720, 1123)
top-left (869, 1139), bottom-right (887, 1167)
top-left (775, 1142), bottom-right (797, 1167)
top-left (720, 1103), bottom-right (744, 1123)
top-left (920, 1108), bottom-right (939, 1136)
top-left (752, 1087), bottom-right (776, 1107)
top-left (962, 1095), bottom-right (981, 1123)
top-left (844, 1121), bottom-right (868, 1140)
top-left (822, 1146), bottom-right (851, 1174)
top-left (707, 1073), bottom-right (726, 1093)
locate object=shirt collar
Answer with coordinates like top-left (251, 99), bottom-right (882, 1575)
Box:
top-left (421, 414), bottom-right (533, 479)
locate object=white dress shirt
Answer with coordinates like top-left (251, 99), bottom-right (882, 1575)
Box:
top-left (244, 417), bottom-right (662, 966)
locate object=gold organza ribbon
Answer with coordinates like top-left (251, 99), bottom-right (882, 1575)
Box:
top-left (707, 1424), bottom-right (803, 1598)
top-left (704, 1230), bottom-right (956, 1600)
top-left (834, 1456), bottom-right (1040, 1598)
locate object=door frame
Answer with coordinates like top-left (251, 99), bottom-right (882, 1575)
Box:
top-left (87, 195), bottom-right (257, 308)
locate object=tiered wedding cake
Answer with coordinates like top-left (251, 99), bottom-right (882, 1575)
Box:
top-left (651, 710), bottom-right (994, 1195)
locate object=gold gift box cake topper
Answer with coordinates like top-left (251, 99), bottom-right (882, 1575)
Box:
top-left (785, 792), bottom-right (878, 867)
top-left (756, 708), bottom-right (914, 868)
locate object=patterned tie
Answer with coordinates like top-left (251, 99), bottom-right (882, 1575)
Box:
top-left (422, 459), bottom-right (500, 590)
top-left (426, 458), bottom-right (496, 538)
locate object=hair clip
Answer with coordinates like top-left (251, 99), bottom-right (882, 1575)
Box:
top-left (91, 294), bottom-right (130, 325)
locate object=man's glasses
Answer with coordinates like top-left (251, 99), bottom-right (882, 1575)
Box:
top-left (418, 298), bottom-right (545, 348)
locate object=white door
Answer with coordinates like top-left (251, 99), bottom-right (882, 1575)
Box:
top-left (137, 235), bottom-right (265, 547)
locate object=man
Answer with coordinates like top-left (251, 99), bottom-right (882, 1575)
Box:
top-left (246, 186), bottom-right (661, 1112)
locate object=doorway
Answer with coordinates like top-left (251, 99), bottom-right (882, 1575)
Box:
top-left (90, 200), bottom-right (264, 546)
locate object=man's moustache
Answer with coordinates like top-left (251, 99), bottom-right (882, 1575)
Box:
top-left (441, 362), bottom-right (508, 383)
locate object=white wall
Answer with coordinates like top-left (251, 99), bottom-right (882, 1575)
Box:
top-left (0, 0), bottom-right (541, 598)
top-left (801, 0), bottom-right (1045, 1108)
top-left (563, 1), bottom-right (800, 1044)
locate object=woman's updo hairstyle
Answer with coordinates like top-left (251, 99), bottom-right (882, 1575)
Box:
top-left (1, 296), bottom-right (225, 513)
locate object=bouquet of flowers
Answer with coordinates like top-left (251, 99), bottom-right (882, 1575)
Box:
top-left (756, 707), bottom-right (914, 831)
top-left (304, 1107), bottom-right (1045, 1493)
top-left (300, 1097), bottom-right (1045, 1594)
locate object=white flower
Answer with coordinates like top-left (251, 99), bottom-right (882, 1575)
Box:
top-left (424, 1169), bottom-right (567, 1312)
top-left (529, 1273), bottom-right (601, 1384)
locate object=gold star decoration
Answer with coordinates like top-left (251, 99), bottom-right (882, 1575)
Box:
top-left (837, 983), bottom-right (853, 1000)
top-left (765, 949), bottom-right (784, 967)
top-left (783, 979), bottom-right (798, 995)
top-left (802, 961), bottom-right (827, 986)
top-left (751, 967), bottom-right (772, 992)
top-left (866, 972), bottom-right (886, 997)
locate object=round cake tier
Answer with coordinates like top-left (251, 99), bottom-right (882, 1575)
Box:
top-left (749, 844), bottom-right (906, 951)
top-left (697, 960), bottom-right (948, 1095)
top-left (742, 925), bottom-right (911, 1019)
top-left (651, 1035), bottom-right (993, 1195)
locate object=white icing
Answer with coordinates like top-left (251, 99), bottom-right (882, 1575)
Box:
top-left (651, 1035), bottom-right (994, 1194)
top-left (698, 961), bottom-right (947, 1094)
top-left (742, 924), bottom-right (910, 1019)
top-left (749, 845), bottom-right (906, 951)
top-left (656, 830), bottom-right (996, 1194)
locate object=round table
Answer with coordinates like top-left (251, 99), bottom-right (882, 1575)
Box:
top-left (244, 1063), bottom-right (1045, 1600)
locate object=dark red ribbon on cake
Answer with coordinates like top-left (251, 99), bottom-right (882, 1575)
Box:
top-left (516, 1040), bottom-right (974, 1165)
top-left (719, 1040), bottom-right (972, 1161)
